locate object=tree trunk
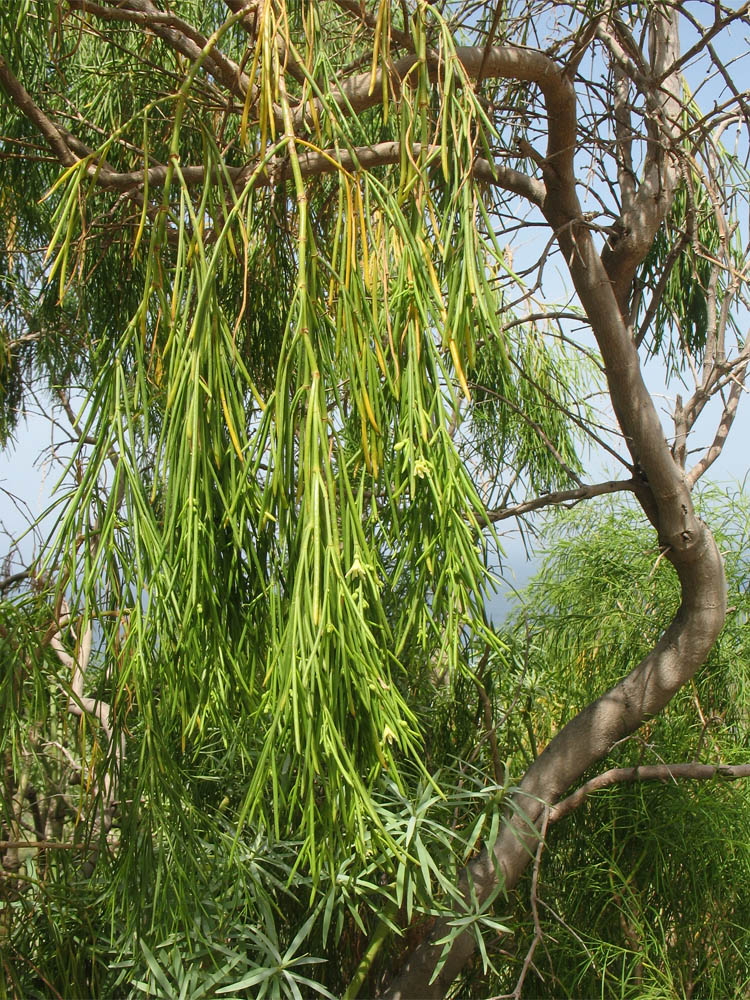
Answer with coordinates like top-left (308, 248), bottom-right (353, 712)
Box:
top-left (382, 8), bottom-right (729, 997)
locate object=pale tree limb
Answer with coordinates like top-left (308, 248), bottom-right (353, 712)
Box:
top-left (66, 0), bottom-right (251, 97)
top-left (50, 605), bottom-right (124, 876)
top-left (302, 44), bottom-right (577, 191)
top-left (0, 47), bottom-right (546, 205)
top-left (383, 6), bottom-right (729, 995)
top-left (612, 61), bottom-right (636, 216)
top-left (490, 806), bottom-right (550, 1000)
top-left (327, 0), bottom-right (414, 52)
top-left (601, 9), bottom-right (682, 307)
top-left (0, 569), bottom-right (30, 594)
top-left (236, 141), bottom-right (544, 202)
top-left (1, 757), bottom-right (28, 891)
top-left (482, 479), bottom-right (635, 524)
top-left (687, 360), bottom-right (749, 486)
top-left (0, 840), bottom-right (81, 851)
top-left (0, 57), bottom-right (77, 168)
top-left (549, 762), bottom-right (750, 824)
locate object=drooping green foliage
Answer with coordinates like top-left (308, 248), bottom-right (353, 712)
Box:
top-left (0, 0), bottom-right (592, 926)
top-left (634, 86), bottom-right (747, 372)
top-left (2, 0), bottom-right (750, 997)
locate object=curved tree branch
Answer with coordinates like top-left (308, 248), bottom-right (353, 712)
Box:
top-left (482, 478), bottom-right (635, 524)
top-left (601, 9), bottom-right (682, 307)
top-left (66, 0), bottom-right (251, 97)
top-left (382, 7), bottom-right (729, 995)
top-left (301, 43), bottom-right (576, 192)
top-left (549, 761), bottom-right (750, 824)
top-left (0, 50), bottom-right (546, 205)
top-left (687, 359), bottom-right (749, 486)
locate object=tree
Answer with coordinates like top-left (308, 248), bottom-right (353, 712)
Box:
top-left (1, 0), bottom-right (749, 996)
top-left (493, 492), bottom-right (750, 998)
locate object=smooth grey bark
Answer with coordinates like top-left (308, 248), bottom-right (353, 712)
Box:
top-left (382, 9), bottom-right (729, 998)
top-left (382, 530), bottom-right (725, 998)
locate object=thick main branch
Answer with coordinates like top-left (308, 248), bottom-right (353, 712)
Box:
top-left (383, 8), bottom-right (729, 997)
